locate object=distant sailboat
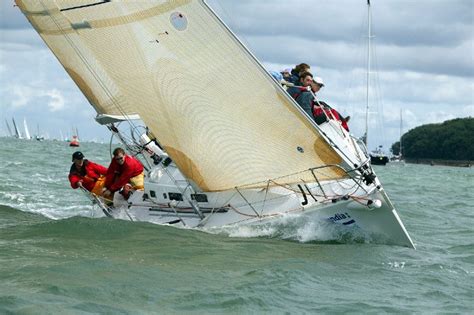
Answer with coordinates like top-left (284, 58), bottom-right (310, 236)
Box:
top-left (23, 118), bottom-right (31, 140)
top-left (371, 146), bottom-right (389, 165)
top-left (69, 127), bottom-right (80, 147)
top-left (398, 109), bottom-right (404, 161)
top-left (5, 119), bottom-right (14, 137)
top-left (12, 118), bottom-right (23, 139)
top-left (69, 136), bottom-right (80, 146)
top-left (35, 124), bottom-right (44, 141)
top-left (363, 0), bottom-right (389, 166)
top-left (391, 109), bottom-right (405, 163)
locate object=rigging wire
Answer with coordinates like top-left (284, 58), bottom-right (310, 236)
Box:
top-left (372, 35), bottom-right (387, 149)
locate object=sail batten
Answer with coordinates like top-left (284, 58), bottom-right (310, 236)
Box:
top-left (17, 0), bottom-right (348, 191)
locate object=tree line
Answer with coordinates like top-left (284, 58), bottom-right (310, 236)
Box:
top-left (391, 117), bottom-right (473, 160)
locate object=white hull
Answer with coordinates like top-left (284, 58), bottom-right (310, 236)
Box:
top-left (94, 150), bottom-right (414, 248)
top-left (101, 187), bottom-right (413, 248)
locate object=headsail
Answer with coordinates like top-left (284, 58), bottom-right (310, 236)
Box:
top-left (17, 0), bottom-right (347, 191)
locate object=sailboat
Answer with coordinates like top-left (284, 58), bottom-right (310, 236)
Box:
top-left (363, 0), bottom-right (389, 166)
top-left (11, 118), bottom-right (23, 139)
top-left (69, 127), bottom-right (80, 147)
top-left (391, 109), bottom-right (404, 163)
top-left (35, 124), bottom-right (45, 141)
top-left (16, 0), bottom-right (414, 248)
top-left (23, 118), bottom-right (31, 140)
top-left (5, 119), bottom-right (14, 137)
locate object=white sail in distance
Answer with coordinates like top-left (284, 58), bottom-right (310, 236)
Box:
top-left (5, 120), bottom-right (14, 137)
top-left (12, 118), bottom-right (22, 139)
top-left (23, 118), bottom-right (31, 139)
top-left (17, 0), bottom-right (347, 191)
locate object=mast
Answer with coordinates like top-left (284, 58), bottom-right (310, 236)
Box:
top-left (399, 109), bottom-right (403, 158)
top-left (364, 0), bottom-right (372, 147)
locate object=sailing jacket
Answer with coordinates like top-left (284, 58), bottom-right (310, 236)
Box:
top-left (68, 160), bottom-right (108, 191)
top-left (105, 155), bottom-right (144, 192)
top-left (313, 101), bottom-right (349, 132)
top-left (288, 69), bottom-right (300, 84)
top-left (286, 86), bottom-right (314, 117)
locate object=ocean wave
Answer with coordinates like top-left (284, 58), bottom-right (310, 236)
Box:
top-left (204, 214), bottom-right (373, 245)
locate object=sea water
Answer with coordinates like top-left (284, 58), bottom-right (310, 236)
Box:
top-left (0, 137), bottom-right (472, 313)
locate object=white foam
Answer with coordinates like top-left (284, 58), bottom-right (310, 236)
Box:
top-left (384, 261), bottom-right (406, 268)
top-left (204, 213), bottom-right (363, 243)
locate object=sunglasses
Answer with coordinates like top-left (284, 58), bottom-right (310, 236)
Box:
top-left (115, 156), bottom-right (124, 162)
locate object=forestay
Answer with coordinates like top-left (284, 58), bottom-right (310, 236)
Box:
top-left (17, 0), bottom-right (347, 191)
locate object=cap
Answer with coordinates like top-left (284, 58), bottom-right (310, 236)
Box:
top-left (313, 76), bottom-right (325, 87)
top-left (72, 151), bottom-right (84, 162)
top-left (282, 68), bottom-right (292, 74)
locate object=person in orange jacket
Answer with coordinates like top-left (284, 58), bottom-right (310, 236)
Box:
top-left (68, 151), bottom-right (108, 195)
top-left (102, 148), bottom-right (144, 200)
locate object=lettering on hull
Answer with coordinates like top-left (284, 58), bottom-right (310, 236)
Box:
top-left (327, 212), bottom-right (355, 226)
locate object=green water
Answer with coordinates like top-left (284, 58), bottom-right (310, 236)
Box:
top-left (0, 137), bottom-right (473, 313)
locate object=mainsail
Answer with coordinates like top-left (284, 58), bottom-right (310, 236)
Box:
top-left (17, 0), bottom-right (347, 191)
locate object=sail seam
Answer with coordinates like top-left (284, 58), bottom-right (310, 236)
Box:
top-left (60, 0), bottom-right (111, 12)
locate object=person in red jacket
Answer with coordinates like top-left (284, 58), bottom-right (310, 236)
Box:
top-left (102, 147), bottom-right (144, 200)
top-left (68, 151), bottom-right (108, 196)
top-left (310, 77), bottom-right (350, 132)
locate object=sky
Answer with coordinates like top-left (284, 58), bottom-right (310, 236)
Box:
top-left (0, 0), bottom-right (473, 150)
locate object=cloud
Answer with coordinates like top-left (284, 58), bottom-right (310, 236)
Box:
top-left (7, 84), bottom-right (65, 112)
top-left (217, 0), bottom-right (473, 47)
top-left (10, 85), bottom-right (33, 108)
top-left (211, 0), bottom-right (473, 79)
top-left (45, 89), bottom-right (65, 112)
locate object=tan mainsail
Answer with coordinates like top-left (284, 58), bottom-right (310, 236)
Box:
top-left (17, 0), bottom-right (347, 191)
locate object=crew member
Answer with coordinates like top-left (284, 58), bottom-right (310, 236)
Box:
top-left (68, 151), bottom-right (108, 195)
top-left (310, 77), bottom-right (350, 131)
top-left (103, 148), bottom-right (144, 200)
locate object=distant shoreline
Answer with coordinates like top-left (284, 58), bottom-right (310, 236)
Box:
top-left (405, 158), bottom-right (472, 168)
